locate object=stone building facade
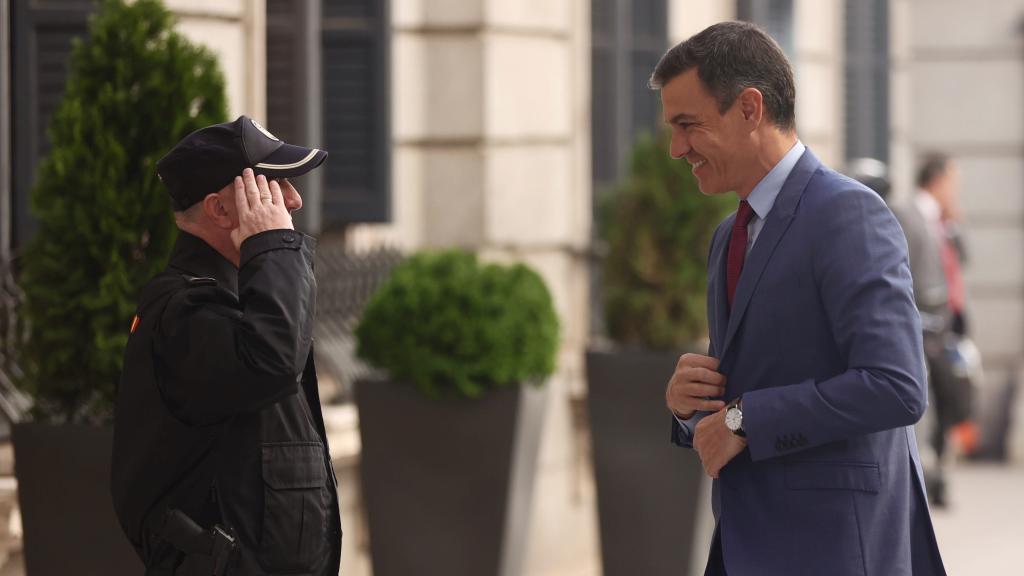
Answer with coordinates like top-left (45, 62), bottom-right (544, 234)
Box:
top-left (3, 1), bottom-right (1023, 573)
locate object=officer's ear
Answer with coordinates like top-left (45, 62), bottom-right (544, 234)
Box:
top-left (202, 184), bottom-right (235, 230)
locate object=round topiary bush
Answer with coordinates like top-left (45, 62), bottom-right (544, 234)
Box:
top-left (355, 250), bottom-right (560, 399)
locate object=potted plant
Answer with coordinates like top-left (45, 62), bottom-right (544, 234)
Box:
top-left (354, 249), bottom-right (559, 576)
top-left (587, 130), bottom-right (733, 576)
top-left (13, 0), bottom-right (227, 572)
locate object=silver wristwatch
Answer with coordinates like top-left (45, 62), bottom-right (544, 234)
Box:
top-left (725, 397), bottom-right (746, 438)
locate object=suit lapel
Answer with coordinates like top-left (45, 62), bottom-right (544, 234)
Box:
top-left (720, 149), bottom-right (821, 359)
top-left (707, 220), bottom-right (731, 355)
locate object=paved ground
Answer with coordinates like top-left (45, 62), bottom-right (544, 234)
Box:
top-left (0, 461), bottom-right (1013, 575)
top-left (930, 462), bottom-right (1024, 575)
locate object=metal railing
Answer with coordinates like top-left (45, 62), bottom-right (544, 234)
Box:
top-left (0, 240), bottom-right (403, 414)
top-left (312, 239), bottom-right (403, 402)
top-left (0, 256), bottom-right (31, 435)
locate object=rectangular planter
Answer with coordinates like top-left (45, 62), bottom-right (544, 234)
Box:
top-left (586, 348), bottom-right (709, 576)
top-left (355, 379), bottom-right (546, 576)
top-left (12, 423), bottom-right (143, 575)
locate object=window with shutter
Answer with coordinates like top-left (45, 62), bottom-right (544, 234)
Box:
top-left (266, 0), bottom-right (390, 231)
top-left (266, 0), bottom-right (306, 147)
top-left (11, 0), bottom-right (94, 253)
top-left (591, 0), bottom-right (667, 196)
top-left (590, 0), bottom-right (667, 337)
top-left (591, 0), bottom-right (617, 190)
top-left (321, 0), bottom-right (390, 227)
top-left (844, 0), bottom-right (889, 163)
top-left (629, 0), bottom-right (667, 141)
top-left (2, 0), bottom-right (11, 260)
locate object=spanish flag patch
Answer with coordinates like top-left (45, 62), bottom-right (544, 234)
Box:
top-left (130, 315), bottom-right (140, 334)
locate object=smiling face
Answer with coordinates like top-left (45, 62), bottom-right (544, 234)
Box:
top-left (661, 68), bottom-right (760, 198)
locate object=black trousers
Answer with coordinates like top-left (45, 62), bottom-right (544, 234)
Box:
top-left (705, 525), bottom-right (728, 576)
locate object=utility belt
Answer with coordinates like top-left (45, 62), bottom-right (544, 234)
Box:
top-left (145, 509), bottom-right (237, 576)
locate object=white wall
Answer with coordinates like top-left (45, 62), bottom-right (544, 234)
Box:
top-left (165, 0), bottom-right (266, 121)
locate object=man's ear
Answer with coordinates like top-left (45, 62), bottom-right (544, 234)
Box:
top-left (202, 192), bottom-right (233, 229)
top-left (737, 87), bottom-right (764, 128)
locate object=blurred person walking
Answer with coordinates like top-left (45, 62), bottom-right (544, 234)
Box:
top-left (111, 117), bottom-right (341, 575)
top-left (913, 152), bottom-right (980, 506)
top-left (847, 157), bottom-right (959, 507)
top-left (656, 22), bottom-right (946, 575)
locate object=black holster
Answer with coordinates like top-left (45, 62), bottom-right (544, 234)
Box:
top-left (146, 509), bottom-right (236, 576)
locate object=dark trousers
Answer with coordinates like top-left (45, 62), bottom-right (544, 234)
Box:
top-left (704, 525), bottom-right (728, 576)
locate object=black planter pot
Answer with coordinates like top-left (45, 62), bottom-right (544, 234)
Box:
top-left (355, 379), bottom-right (546, 576)
top-left (586, 348), bottom-right (708, 576)
top-left (12, 423), bottom-right (142, 575)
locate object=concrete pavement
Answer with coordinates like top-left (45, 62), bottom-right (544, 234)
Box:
top-left (930, 462), bottom-right (1024, 575)
top-left (0, 456), bottom-right (1015, 575)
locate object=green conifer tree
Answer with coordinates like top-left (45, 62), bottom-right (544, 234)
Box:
top-left (600, 131), bottom-right (734, 350)
top-left (17, 0), bottom-right (228, 423)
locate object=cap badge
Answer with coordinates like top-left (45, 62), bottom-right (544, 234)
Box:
top-left (250, 118), bottom-right (280, 142)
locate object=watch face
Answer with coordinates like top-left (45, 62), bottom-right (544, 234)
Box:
top-left (725, 408), bottom-right (742, 431)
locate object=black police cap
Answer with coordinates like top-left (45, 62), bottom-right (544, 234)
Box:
top-left (156, 116), bottom-right (327, 211)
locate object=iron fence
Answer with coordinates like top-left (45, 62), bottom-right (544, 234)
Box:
top-left (313, 240), bottom-right (403, 402)
top-left (0, 256), bottom-right (31, 435)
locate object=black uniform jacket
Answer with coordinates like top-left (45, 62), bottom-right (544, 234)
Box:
top-left (112, 230), bottom-right (341, 575)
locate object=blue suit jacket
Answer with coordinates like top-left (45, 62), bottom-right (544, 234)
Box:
top-left (673, 150), bottom-right (946, 576)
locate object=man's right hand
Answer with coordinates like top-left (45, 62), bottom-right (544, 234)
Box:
top-left (665, 353), bottom-right (727, 419)
top-left (231, 168), bottom-right (295, 249)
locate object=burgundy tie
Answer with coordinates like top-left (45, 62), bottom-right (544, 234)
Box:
top-left (727, 201), bottom-right (755, 310)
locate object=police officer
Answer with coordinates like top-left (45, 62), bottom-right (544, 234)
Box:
top-left (112, 116), bottom-right (341, 575)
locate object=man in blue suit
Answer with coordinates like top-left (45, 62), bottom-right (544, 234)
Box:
top-left (655, 22), bottom-right (946, 575)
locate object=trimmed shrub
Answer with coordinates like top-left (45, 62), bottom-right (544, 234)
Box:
top-left (600, 131), bottom-right (734, 350)
top-left (356, 250), bottom-right (560, 399)
top-left (17, 0), bottom-right (228, 423)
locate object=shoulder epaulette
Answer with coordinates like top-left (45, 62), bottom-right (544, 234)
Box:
top-left (182, 275), bottom-right (218, 287)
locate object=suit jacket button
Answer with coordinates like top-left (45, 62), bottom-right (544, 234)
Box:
top-left (283, 234), bottom-right (296, 243)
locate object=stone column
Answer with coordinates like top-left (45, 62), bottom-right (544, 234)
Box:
top-left (793, 0), bottom-right (844, 167)
top-left (668, 0), bottom-right (735, 44)
top-left (386, 0), bottom-right (589, 352)
top-left (889, 0), bottom-right (914, 202)
top-left (165, 0), bottom-right (267, 120)
top-left (352, 1), bottom-right (592, 400)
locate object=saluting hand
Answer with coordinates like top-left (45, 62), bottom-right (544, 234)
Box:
top-left (230, 168), bottom-right (295, 249)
